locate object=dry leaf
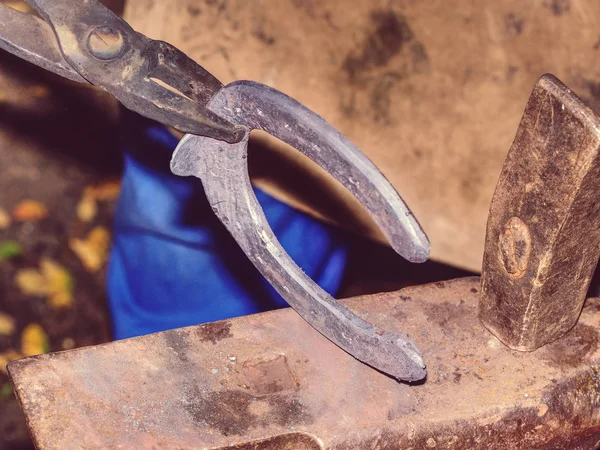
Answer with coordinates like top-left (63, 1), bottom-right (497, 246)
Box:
top-left (27, 85), bottom-right (50, 99)
top-left (12, 199), bottom-right (48, 222)
top-left (21, 324), bottom-right (49, 357)
top-left (49, 291), bottom-right (73, 309)
top-left (0, 350), bottom-right (22, 374)
top-left (88, 227), bottom-right (111, 247)
top-left (76, 195), bottom-right (97, 222)
top-left (15, 259), bottom-right (74, 308)
top-left (0, 313), bottom-right (15, 336)
top-left (85, 180), bottom-right (121, 201)
top-left (40, 259), bottom-right (74, 309)
top-left (0, 241), bottom-right (22, 261)
top-left (15, 269), bottom-right (48, 296)
top-left (62, 338), bottom-right (75, 350)
top-left (0, 207), bottom-right (10, 230)
top-left (0, 382), bottom-right (12, 400)
top-left (70, 226), bottom-right (111, 272)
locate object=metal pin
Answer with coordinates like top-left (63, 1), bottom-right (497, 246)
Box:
top-left (87, 26), bottom-right (124, 60)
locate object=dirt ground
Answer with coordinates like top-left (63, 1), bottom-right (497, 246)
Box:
top-left (0, 3), bottom-right (125, 443)
top-left (0, 48), bottom-right (123, 448)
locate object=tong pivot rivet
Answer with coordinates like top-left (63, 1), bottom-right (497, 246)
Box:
top-left (87, 26), bottom-right (124, 60)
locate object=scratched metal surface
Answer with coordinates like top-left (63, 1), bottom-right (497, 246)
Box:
top-left (9, 278), bottom-right (600, 449)
top-left (480, 74), bottom-right (600, 352)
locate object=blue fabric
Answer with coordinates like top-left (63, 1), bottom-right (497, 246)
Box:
top-left (107, 113), bottom-right (349, 339)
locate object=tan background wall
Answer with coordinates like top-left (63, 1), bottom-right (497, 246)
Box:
top-left (125, 0), bottom-right (600, 272)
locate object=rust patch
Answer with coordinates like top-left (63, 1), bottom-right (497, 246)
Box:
top-left (541, 324), bottom-right (599, 369)
top-left (195, 321), bottom-right (233, 344)
top-left (543, 0), bottom-right (571, 16)
top-left (342, 10), bottom-right (413, 82)
top-left (187, 5), bottom-right (201, 16)
top-left (392, 308), bottom-right (408, 322)
top-left (505, 13), bottom-right (525, 36)
top-left (204, 0), bottom-right (227, 14)
top-left (410, 41), bottom-right (429, 72)
top-left (163, 329), bottom-right (191, 363)
top-left (371, 72), bottom-right (401, 124)
top-left (183, 386), bottom-right (313, 437)
top-left (507, 65), bottom-right (519, 81)
top-left (290, 0), bottom-right (318, 19)
top-left (452, 370), bottom-right (462, 384)
top-left (338, 10), bottom-right (428, 122)
top-left (252, 25), bottom-right (276, 46)
top-left (242, 355), bottom-right (299, 396)
top-left (422, 299), bottom-right (469, 331)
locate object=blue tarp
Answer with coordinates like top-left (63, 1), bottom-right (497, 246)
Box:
top-left (107, 113), bottom-right (349, 339)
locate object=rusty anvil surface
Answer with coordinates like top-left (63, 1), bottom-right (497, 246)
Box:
top-left (8, 278), bottom-right (600, 449)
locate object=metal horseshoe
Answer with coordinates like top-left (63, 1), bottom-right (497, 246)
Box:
top-left (171, 81), bottom-right (430, 382)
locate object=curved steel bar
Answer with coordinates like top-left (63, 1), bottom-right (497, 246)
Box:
top-left (172, 133), bottom-right (426, 381)
top-left (23, 0), bottom-right (245, 143)
top-left (171, 81), bottom-right (430, 381)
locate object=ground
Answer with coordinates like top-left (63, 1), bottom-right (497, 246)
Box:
top-left (0, 47), bottom-right (121, 448)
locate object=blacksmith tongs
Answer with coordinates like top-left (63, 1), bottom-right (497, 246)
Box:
top-left (0, 0), bottom-right (430, 381)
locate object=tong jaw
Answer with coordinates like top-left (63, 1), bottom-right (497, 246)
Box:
top-left (172, 81), bottom-right (430, 382)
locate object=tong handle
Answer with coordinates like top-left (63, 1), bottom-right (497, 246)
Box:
top-left (22, 0), bottom-right (244, 143)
